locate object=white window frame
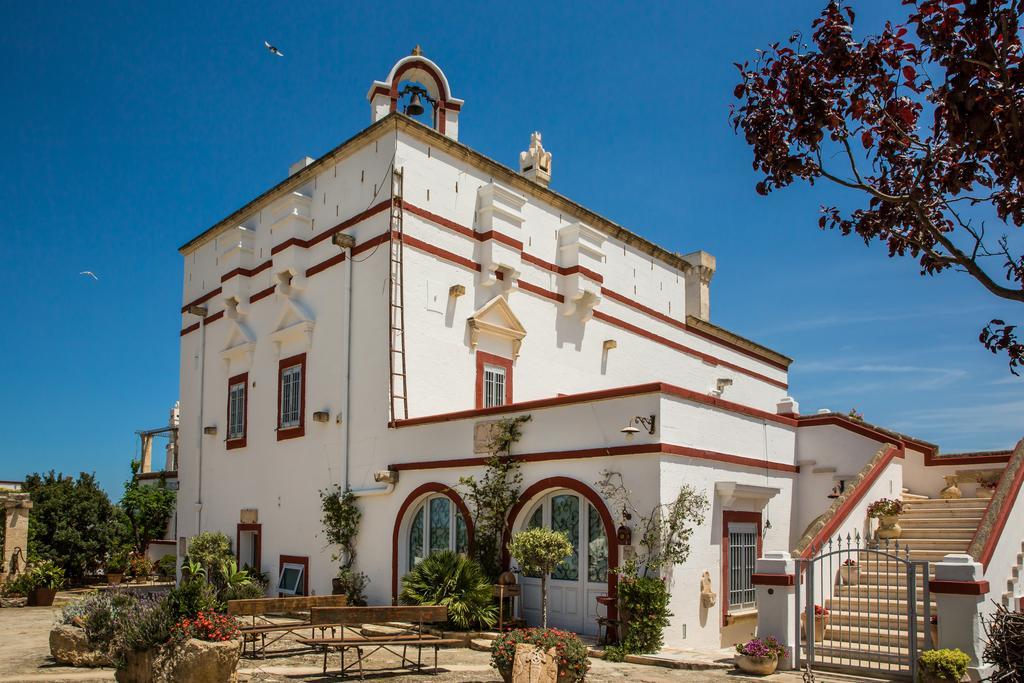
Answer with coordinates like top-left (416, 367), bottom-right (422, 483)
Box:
top-left (280, 365), bottom-right (302, 429)
top-left (277, 562), bottom-right (304, 595)
top-left (228, 381), bottom-right (246, 440)
top-left (728, 522), bottom-right (758, 610)
top-left (483, 364), bottom-right (506, 408)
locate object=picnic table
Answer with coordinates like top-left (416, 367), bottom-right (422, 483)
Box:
top-left (299, 605), bottom-right (463, 678)
top-left (226, 594), bottom-right (348, 657)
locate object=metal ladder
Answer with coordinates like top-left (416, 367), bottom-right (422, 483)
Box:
top-left (388, 167), bottom-right (409, 422)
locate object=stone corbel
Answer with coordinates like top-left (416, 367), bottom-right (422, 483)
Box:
top-left (561, 289), bottom-right (600, 321)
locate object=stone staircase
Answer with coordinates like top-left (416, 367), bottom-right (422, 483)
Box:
top-left (1000, 540), bottom-right (1024, 610)
top-left (814, 495), bottom-right (988, 670)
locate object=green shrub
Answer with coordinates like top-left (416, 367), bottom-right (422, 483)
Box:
top-left (166, 578), bottom-right (220, 620)
top-left (918, 648), bottom-right (971, 681)
top-left (334, 566), bottom-right (369, 606)
top-left (399, 551), bottom-right (496, 630)
top-left (605, 575), bottom-right (672, 660)
top-left (185, 532), bottom-right (233, 583)
top-left (491, 628), bottom-right (589, 682)
top-left (224, 581), bottom-right (265, 602)
top-left (157, 555), bottom-right (177, 579)
top-left (9, 560), bottom-right (66, 593)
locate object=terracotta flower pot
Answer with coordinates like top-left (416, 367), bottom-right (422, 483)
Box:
top-left (27, 587), bottom-right (57, 607)
top-left (734, 653), bottom-right (779, 675)
top-left (801, 613), bottom-right (829, 642)
top-left (877, 514), bottom-right (902, 539)
top-left (107, 573), bottom-right (124, 586)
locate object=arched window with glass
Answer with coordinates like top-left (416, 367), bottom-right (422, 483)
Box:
top-left (407, 495), bottom-right (470, 571)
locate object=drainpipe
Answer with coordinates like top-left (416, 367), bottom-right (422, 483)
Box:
top-left (186, 304), bottom-right (209, 534)
top-left (332, 233), bottom-right (356, 492)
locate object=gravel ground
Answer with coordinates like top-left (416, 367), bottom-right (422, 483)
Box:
top-left (0, 602), bottom-right (885, 683)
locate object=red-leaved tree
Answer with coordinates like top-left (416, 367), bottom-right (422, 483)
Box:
top-left (731, 0), bottom-right (1024, 374)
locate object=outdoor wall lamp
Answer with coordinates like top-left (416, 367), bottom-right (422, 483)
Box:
top-left (186, 304), bottom-right (208, 318)
top-left (620, 414), bottom-right (656, 436)
top-left (332, 233), bottom-right (356, 249)
top-left (313, 411), bottom-right (331, 423)
top-left (203, 426), bottom-right (217, 435)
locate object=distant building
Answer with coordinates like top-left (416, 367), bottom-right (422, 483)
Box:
top-left (136, 402), bottom-right (179, 564)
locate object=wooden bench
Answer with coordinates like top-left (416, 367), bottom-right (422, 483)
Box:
top-left (299, 605), bottom-right (463, 678)
top-left (227, 594), bottom-right (348, 658)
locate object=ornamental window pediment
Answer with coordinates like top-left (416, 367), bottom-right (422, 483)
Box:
top-left (467, 295), bottom-right (526, 360)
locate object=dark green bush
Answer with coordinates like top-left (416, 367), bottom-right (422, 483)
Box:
top-left (399, 551), bottom-right (496, 629)
top-left (157, 555), bottom-right (177, 579)
top-left (605, 575), bottom-right (672, 661)
top-left (166, 578), bottom-right (220, 620)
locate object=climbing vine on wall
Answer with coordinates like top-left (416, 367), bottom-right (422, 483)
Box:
top-left (458, 414), bottom-right (531, 579)
top-left (320, 486), bottom-right (368, 604)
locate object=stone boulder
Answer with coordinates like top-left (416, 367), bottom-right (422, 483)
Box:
top-left (49, 624), bottom-right (114, 667)
top-left (154, 638), bottom-right (241, 683)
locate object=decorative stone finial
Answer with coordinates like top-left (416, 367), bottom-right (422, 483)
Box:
top-left (411, 45), bottom-right (423, 56)
top-left (519, 131), bottom-right (552, 187)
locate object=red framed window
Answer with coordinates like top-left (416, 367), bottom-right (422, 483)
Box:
top-left (278, 554), bottom-right (309, 596)
top-left (277, 353), bottom-right (306, 440)
top-left (721, 511), bottom-right (763, 619)
top-left (475, 351), bottom-right (513, 409)
top-left (226, 373), bottom-right (248, 449)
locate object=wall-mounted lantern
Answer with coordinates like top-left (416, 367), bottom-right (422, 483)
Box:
top-left (313, 411), bottom-right (330, 423)
top-left (620, 414), bottom-right (656, 436)
top-left (203, 426), bottom-right (217, 435)
top-left (616, 525), bottom-right (632, 545)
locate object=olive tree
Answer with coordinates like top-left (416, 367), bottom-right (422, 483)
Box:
top-left (507, 527), bottom-right (574, 628)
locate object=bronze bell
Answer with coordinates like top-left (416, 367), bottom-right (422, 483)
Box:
top-left (406, 92), bottom-right (425, 116)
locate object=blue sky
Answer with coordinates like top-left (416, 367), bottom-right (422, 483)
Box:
top-left (0, 1), bottom-right (1019, 496)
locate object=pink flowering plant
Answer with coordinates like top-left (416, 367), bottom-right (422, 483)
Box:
top-left (491, 627), bottom-right (590, 682)
top-left (736, 635), bottom-right (787, 659)
top-left (866, 498), bottom-right (904, 518)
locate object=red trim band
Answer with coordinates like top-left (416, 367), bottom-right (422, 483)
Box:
top-left (751, 573), bottom-right (794, 586)
top-left (929, 579), bottom-right (990, 595)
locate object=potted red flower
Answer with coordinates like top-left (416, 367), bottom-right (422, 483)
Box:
top-left (839, 558), bottom-right (860, 586)
top-left (801, 604), bottom-right (829, 643)
top-left (490, 628), bottom-right (590, 683)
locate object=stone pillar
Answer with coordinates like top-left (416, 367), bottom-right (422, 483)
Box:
top-left (752, 550), bottom-right (798, 670)
top-left (2, 499), bottom-right (31, 577)
top-left (681, 251), bottom-right (715, 322)
top-left (931, 554), bottom-right (990, 682)
top-left (140, 434), bottom-right (153, 474)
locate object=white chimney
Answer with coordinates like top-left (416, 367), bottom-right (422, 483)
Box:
top-left (289, 156), bottom-right (315, 177)
top-left (681, 251), bottom-right (716, 321)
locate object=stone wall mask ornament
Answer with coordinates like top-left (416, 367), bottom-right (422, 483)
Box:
top-left (700, 570), bottom-right (717, 609)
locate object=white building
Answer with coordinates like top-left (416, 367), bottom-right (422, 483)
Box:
top-left (174, 52), bottom-right (1024, 651)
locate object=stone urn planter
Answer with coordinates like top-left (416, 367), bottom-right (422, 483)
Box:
top-left (940, 476), bottom-right (962, 500)
top-left (839, 563), bottom-right (860, 585)
top-left (107, 572), bottom-right (124, 586)
top-left (931, 624), bottom-right (939, 647)
top-left (157, 637), bottom-right (241, 683)
top-left (49, 624), bottom-right (115, 667)
top-left (27, 587), bottom-right (57, 607)
top-left (116, 648), bottom-right (156, 683)
top-left (877, 515), bottom-right (902, 540)
top-left (734, 653), bottom-right (779, 675)
top-left (977, 485), bottom-right (995, 500)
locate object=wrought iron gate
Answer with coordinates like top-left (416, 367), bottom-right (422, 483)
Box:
top-left (796, 534), bottom-right (931, 680)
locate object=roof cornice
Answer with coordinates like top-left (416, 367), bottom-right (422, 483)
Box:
top-left (179, 114), bottom-right (701, 277)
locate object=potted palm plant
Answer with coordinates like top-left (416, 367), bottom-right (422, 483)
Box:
top-left (106, 551), bottom-right (127, 585)
top-left (867, 498), bottom-right (904, 540)
top-left (24, 560), bottom-right (65, 607)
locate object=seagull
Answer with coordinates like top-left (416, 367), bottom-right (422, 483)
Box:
top-left (79, 271), bottom-right (99, 281)
top-left (264, 41), bottom-right (284, 57)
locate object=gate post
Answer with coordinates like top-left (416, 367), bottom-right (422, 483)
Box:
top-left (929, 554), bottom-right (990, 682)
top-left (752, 550), bottom-right (797, 670)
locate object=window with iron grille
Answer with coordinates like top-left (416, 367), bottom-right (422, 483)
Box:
top-left (228, 381), bottom-right (246, 440)
top-left (280, 365), bottom-right (302, 428)
top-left (728, 522), bottom-right (757, 610)
top-left (483, 364), bottom-right (506, 408)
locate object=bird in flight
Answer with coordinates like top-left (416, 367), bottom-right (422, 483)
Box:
top-left (79, 271), bottom-right (99, 280)
top-left (264, 41), bottom-right (284, 57)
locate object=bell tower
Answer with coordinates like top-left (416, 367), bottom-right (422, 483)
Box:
top-left (367, 48), bottom-right (464, 141)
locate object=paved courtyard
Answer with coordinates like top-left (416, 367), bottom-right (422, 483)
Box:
top-left (0, 603), bottom-right (888, 683)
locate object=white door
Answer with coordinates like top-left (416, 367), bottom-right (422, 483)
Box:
top-left (518, 491), bottom-right (609, 636)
